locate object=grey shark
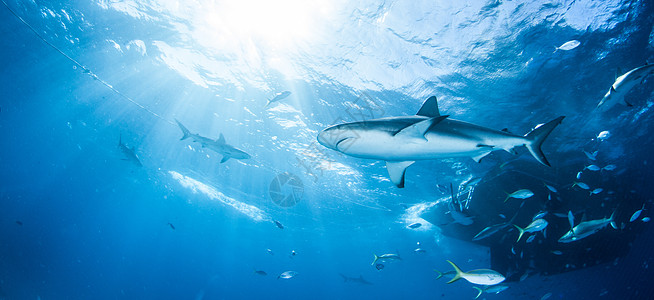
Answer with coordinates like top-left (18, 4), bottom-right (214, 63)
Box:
top-left (597, 63), bottom-right (654, 111)
top-left (317, 96), bottom-right (564, 188)
top-left (558, 211), bottom-right (617, 243)
top-left (265, 90), bottom-right (291, 108)
top-left (118, 135), bottom-right (142, 166)
top-left (339, 273), bottom-right (373, 285)
top-left (175, 119), bottom-right (251, 163)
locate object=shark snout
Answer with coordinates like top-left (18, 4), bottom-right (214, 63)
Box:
top-left (317, 126), bottom-right (356, 151)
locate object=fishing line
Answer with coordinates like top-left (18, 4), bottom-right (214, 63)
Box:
top-left (1, 0), bottom-right (174, 126)
top-left (1, 0), bottom-right (316, 178)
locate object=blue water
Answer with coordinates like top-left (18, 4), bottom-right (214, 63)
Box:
top-left (1, 0), bottom-right (654, 299)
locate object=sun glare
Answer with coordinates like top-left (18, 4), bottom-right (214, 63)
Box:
top-left (199, 0), bottom-right (333, 50)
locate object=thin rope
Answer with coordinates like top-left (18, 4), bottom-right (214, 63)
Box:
top-left (1, 0), bottom-right (174, 126)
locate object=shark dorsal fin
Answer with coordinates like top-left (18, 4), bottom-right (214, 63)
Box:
top-left (394, 115), bottom-right (448, 140)
top-left (217, 133), bottom-right (226, 144)
top-left (386, 161), bottom-right (415, 188)
top-left (416, 96), bottom-right (440, 117)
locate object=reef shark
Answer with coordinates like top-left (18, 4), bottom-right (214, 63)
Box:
top-left (339, 273), bottom-right (373, 285)
top-left (118, 134), bottom-right (142, 166)
top-left (317, 96), bottom-right (564, 188)
top-left (558, 211), bottom-right (617, 243)
top-left (596, 63), bottom-right (654, 111)
top-left (175, 119), bottom-right (251, 163)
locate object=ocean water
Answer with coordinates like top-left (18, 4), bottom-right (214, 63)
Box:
top-left (1, 0), bottom-right (654, 299)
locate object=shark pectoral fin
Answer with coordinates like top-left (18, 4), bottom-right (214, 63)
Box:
top-left (386, 161), bottom-right (415, 188)
top-left (217, 133), bottom-right (226, 144)
top-left (416, 96), bottom-right (441, 117)
top-left (471, 150), bottom-right (492, 163)
top-left (394, 115), bottom-right (448, 141)
top-left (622, 98), bottom-right (634, 107)
top-left (220, 156), bottom-right (231, 163)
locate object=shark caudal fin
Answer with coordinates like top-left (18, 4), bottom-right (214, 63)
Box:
top-left (446, 260), bottom-right (464, 284)
top-left (175, 119), bottom-right (192, 140)
top-left (371, 254), bottom-right (379, 266)
top-left (609, 210), bottom-right (618, 229)
top-left (524, 116), bottom-right (565, 167)
top-left (513, 224), bottom-right (526, 242)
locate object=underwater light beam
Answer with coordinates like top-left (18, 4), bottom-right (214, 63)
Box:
top-left (1, 0), bottom-right (173, 126)
top-left (169, 171), bottom-right (270, 222)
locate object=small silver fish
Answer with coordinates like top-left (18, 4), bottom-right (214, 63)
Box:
top-left (572, 182), bottom-right (590, 190)
top-left (551, 250), bottom-right (563, 255)
top-left (597, 131), bottom-right (610, 140)
top-left (555, 40), bottom-right (580, 52)
top-left (630, 204), bottom-right (646, 222)
top-left (526, 235), bottom-right (536, 243)
top-left (602, 164), bottom-right (617, 171)
top-left (590, 188), bottom-right (603, 195)
top-left (584, 165), bottom-right (600, 171)
top-left (519, 271), bottom-right (528, 281)
top-left (642, 217), bottom-right (650, 222)
top-left (533, 211), bottom-right (548, 220)
top-left (278, 270), bottom-right (297, 279)
top-left (544, 183), bottom-right (558, 193)
top-left (504, 189), bottom-right (534, 203)
top-left (576, 171), bottom-right (583, 180)
top-left (583, 150), bottom-right (598, 161)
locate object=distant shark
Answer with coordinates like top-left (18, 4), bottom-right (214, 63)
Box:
top-left (265, 91), bottom-right (291, 108)
top-left (175, 119), bottom-right (251, 163)
top-left (317, 96), bottom-right (564, 188)
top-left (558, 211), bottom-right (617, 243)
top-left (596, 63), bottom-right (654, 111)
top-left (339, 273), bottom-right (373, 285)
top-left (118, 135), bottom-right (142, 166)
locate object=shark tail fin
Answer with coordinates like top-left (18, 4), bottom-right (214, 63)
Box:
top-left (610, 210), bottom-right (618, 229)
top-left (339, 273), bottom-right (347, 282)
top-left (524, 116), bottom-right (565, 167)
top-left (371, 254), bottom-right (379, 266)
top-left (473, 286), bottom-right (483, 300)
top-left (175, 119), bottom-right (191, 140)
top-left (513, 224), bottom-right (526, 242)
top-left (446, 260), bottom-right (463, 284)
